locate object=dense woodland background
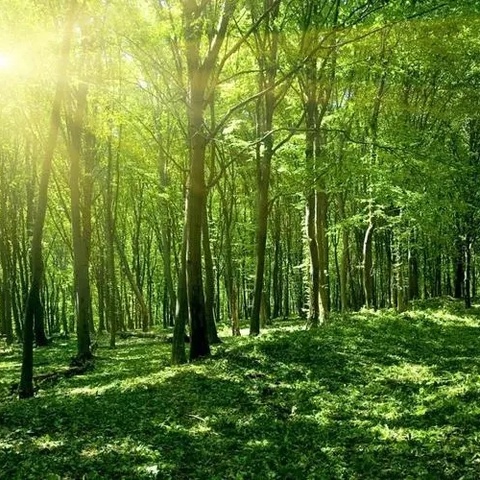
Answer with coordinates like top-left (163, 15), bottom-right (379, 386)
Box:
top-left (0, 0), bottom-right (480, 398)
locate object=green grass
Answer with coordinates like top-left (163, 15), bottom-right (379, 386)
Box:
top-left (1, 301), bottom-right (480, 479)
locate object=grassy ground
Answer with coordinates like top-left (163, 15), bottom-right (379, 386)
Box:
top-left (1, 300), bottom-right (480, 479)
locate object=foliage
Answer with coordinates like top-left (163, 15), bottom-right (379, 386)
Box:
top-left (2, 304), bottom-right (480, 479)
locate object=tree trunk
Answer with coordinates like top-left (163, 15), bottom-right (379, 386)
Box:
top-left (272, 210), bottom-right (282, 319)
top-left (250, 0), bottom-right (279, 336)
top-left (19, 2), bottom-right (75, 398)
top-left (395, 238), bottom-right (406, 312)
top-left (465, 236), bottom-right (472, 309)
top-left (105, 137), bottom-right (118, 349)
top-left (408, 246), bottom-right (420, 300)
top-left (202, 204), bottom-right (221, 344)
top-left (181, 0), bottom-right (233, 358)
top-left (67, 82), bottom-right (92, 363)
top-left (306, 192), bottom-right (320, 326)
top-left (172, 220), bottom-right (188, 365)
top-left (316, 188), bottom-right (329, 322)
top-left (338, 194), bottom-right (350, 312)
top-left (363, 221), bottom-right (375, 309)
top-left (251, 164), bottom-right (270, 335)
top-left (114, 233), bottom-right (150, 331)
top-left (305, 90), bottom-right (320, 326)
top-left (221, 184), bottom-right (240, 336)
top-left (185, 112), bottom-right (209, 359)
top-left (454, 241), bottom-right (464, 299)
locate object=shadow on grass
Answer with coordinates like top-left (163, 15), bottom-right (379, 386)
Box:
top-left (2, 309), bottom-right (480, 479)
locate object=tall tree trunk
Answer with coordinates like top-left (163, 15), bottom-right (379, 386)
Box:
top-left (114, 233), bottom-right (150, 331)
top-left (454, 240), bottom-right (464, 299)
top-left (305, 90), bottom-right (319, 326)
top-left (363, 221), bottom-right (375, 309)
top-left (338, 193), bottom-right (350, 312)
top-left (202, 204), bottom-right (221, 344)
top-left (0, 171), bottom-right (14, 344)
top-left (465, 235), bottom-right (472, 309)
top-left (220, 183), bottom-right (240, 336)
top-left (181, 0), bottom-right (233, 357)
top-left (251, 137), bottom-right (272, 335)
top-left (172, 218), bottom-right (188, 365)
top-left (105, 136), bottom-right (118, 348)
top-left (158, 153), bottom-right (176, 327)
top-left (184, 53), bottom-right (209, 357)
top-left (19, 1), bottom-right (76, 398)
top-left (272, 209), bottom-right (282, 319)
top-left (67, 82), bottom-right (92, 363)
top-left (394, 236), bottom-right (406, 312)
top-left (250, 0), bottom-right (279, 335)
top-left (362, 30), bottom-right (388, 310)
top-left (316, 187), bottom-right (329, 322)
top-left (306, 192), bottom-right (320, 325)
top-left (408, 246), bottom-right (420, 300)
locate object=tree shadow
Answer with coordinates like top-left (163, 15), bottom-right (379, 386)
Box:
top-left (2, 311), bottom-right (480, 479)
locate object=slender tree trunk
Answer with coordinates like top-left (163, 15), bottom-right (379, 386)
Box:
top-left (465, 235), bottom-right (472, 308)
top-left (338, 194), bottom-right (350, 312)
top-left (165, 232), bottom-right (176, 326)
top-left (363, 221), bottom-right (375, 309)
top-left (272, 210), bottom-right (282, 319)
top-left (395, 237), bottom-right (406, 312)
top-left (250, 0), bottom-right (279, 335)
top-left (316, 187), bottom-right (329, 322)
top-left (305, 91), bottom-right (319, 326)
top-left (67, 82), bottom-right (92, 363)
top-left (172, 219), bottom-right (188, 365)
top-left (202, 204), bottom-right (221, 344)
top-left (19, 1), bottom-right (76, 398)
top-left (96, 253), bottom-right (106, 332)
top-left (105, 137), bottom-right (118, 348)
top-left (83, 131), bottom-right (95, 335)
top-left (385, 230), bottom-right (393, 307)
top-left (221, 185), bottom-right (240, 336)
top-left (0, 183), bottom-right (14, 344)
top-left (454, 240), bottom-right (464, 299)
top-left (251, 159), bottom-right (271, 335)
top-left (408, 247), bottom-right (420, 300)
top-left (114, 233), bottom-right (150, 331)
top-left (1, 269), bottom-right (13, 345)
top-left (306, 193), bottom-right (320, 325)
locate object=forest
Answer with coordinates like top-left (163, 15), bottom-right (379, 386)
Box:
top-left (1, 0), bottom-right (480, 478)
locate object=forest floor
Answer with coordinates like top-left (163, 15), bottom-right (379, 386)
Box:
top-left (1, 299), bottom-right (480, 479)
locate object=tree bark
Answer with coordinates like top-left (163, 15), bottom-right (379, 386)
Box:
top-left (316, 187), bottom-right (329, 322)
top-left (182, 0), bottom-right (233, 358)
top-left (202, 204), bottom-right (221, 344)
top-left (172, 219), bottom-right (188, 365)
top-left (464, 236), bottom-right (472, 309)
top-left (19, 1), bottom-right (76, 399)
top-left (363, 221), bottom-right (375, 309)
top-left (250, 0), bottom-right (279, 335)
top-left (338, 193), bottom-right (350, 312)
top-left (67, 82), bottom-right (92, 363)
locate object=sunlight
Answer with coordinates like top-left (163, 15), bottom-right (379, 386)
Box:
top-left (0, 52), bottom-right (12, 71)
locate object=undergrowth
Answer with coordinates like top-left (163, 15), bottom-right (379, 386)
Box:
top-left (1, 301), bottom-right (480, 479)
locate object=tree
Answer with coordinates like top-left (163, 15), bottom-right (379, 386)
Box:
top-left (180, 0), bottom-right (236, 359)
top-left (19, 1), bottom-right (77, 399)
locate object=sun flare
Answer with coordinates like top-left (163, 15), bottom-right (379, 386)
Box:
top-left (0, 53), bottom-right (12, 71)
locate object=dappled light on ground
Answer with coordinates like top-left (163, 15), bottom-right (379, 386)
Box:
top-left (1, 303), bottom-right (480, 478)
